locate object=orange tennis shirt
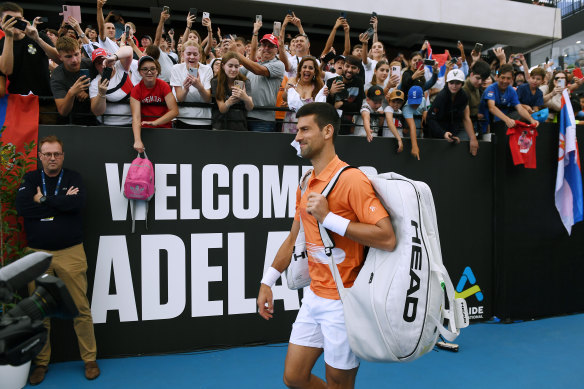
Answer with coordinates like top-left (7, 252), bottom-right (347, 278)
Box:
top-left (294, 155), bottom-right (389, 300)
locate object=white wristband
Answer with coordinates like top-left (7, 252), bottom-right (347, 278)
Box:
top-left (322, 212), bottom-right (350, 237)
top-left (260, 266), bottom-right (281, 288)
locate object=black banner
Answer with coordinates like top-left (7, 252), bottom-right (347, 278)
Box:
top-left (38, 126), bottom-right (495, 361)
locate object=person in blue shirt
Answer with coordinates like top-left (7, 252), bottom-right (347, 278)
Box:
top-left (516, 67), bottom-right (545, 114)
top-left (479, 64), bottom-right (539, 130)
top-left (576, 95), bottom-right (584, 120)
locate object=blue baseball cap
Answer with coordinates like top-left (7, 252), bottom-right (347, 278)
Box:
top-left (408, 86), bottom-right (423, 105)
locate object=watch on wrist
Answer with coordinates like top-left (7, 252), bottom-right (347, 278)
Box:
top-left (39, 195), bottom-right (47, 204)
top-left (79, 32), bottom-right (86, 39)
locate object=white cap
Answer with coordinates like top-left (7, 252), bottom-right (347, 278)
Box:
top-left (446, 69), bottom-right (465, 83)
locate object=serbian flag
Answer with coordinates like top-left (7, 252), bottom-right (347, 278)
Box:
top-left (426, 43), bottom-right (449, 78)
top-left (555, 89), bottom-right (584, 235)
top-left (0, 93), bottom-right (39, 156)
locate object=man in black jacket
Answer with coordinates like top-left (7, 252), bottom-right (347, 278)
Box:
top-left (427, 69), bottom-right (479, 156)
top-left (15, 135), bottom-right (100, 385)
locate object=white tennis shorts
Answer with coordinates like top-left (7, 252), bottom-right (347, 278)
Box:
top-left (289, 287), bottom-right (359, 370)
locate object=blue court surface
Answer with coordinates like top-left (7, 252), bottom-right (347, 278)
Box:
top-left (23, 314), bottom-right (584, 388)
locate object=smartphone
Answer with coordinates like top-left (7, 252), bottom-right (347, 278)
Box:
top-left (234, 80), bottom-right (244, 89)
top-left (256, 15), bottom-right (262, 23)
top-left (79, 69), bottom-right (90, 78)
top-left (371, 11), bottom-right (377, 18)
top-left (273, 21), bottom-right (281, 36)
top-left (162, 6), bottom-right (170, 14)
top-left (473, 42), bottom-right (483, 53)
top-left (101, 67), bottom-right (112, 81)
top-left (61, 5), bottom-right (81, 24)
top-left (450, 57), bottom-right (458, 64)
top-left (12, 18), bottom-right (28, 31)
top-left (322, 51), bottom-right (335, 63)
top-left (188, 67), bottom-right (198, 78)
top-left (189, 8), bottom-right (197, 17)
top-left (391, 65), bottom-right (401, 76)
top-left (202, 12), bottom-right (210, 19)
top-left (335, 75), bottom-right (344, 83)
top-left (38, 16), bottom-right (48, 23)
top-left (287, 9), bottom-right (293, 15)
top-left (423, 59), bottom-right (435, 65)
top-left (365, 27), bottom-right (375, 39)
top-left (557, 78), bottom-right (566, 88)
top-left (417, 62), bottom-right (425, 70)
top-left (340, 11), bottom-right (347, 19)
top-left (125, 24), bottom-right (131, 36)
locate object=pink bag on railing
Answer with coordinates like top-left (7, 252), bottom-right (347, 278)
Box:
top-left (124, 152), bottom-right (155, 232)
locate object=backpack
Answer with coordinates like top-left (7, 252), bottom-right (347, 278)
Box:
top-left (286, 167), bottom-right (469, 362)
top-left (123, 152), bottom-right (155, 233)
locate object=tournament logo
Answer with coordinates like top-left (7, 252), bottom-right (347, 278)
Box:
top-left (455, 266), bottom-right (484, 319)
top-left (27, 44), bottom-right (37, 55)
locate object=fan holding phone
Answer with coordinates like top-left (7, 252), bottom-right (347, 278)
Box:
top-left (211, 51), bottom-right (254, 131)
top-left (89, 46), bottom-right (141, 126)
top-left (170, 40), bottom-right (213, 129)
top-left (0, 9), bottom-right (60, 98)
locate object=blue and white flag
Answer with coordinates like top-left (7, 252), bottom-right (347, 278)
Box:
top-left (555, 89), bottom-right (584, 235)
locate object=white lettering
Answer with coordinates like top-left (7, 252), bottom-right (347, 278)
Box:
top-left (191, 233), bottom-right (224, 317)
top-left (262, 165), bottom-right (299, 219)
top-left (155, 164), bottom-right (177, 220)
top-left (141, 235), bottom-right (186, 321)
top-left (201, 164), bottom-right (230, 219)
top-left (227, 233), bottom-right (256, 314)
top-left (91, 236), bottom-right (138, 323)
top-left (179, 164), bottom-right (201, 219)
top-left (232, 165), bottom-right (260, 219)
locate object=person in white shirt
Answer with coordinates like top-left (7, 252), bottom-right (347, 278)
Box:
top-left (96, 0), bottom-right (119, 56)
top-left (90, 46), bottom-right (141, 126)
top-left (170, 40), bottom-right (213, 129)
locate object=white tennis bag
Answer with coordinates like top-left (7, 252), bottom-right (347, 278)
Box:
top-left (321, 172), bottom-right (469, 363)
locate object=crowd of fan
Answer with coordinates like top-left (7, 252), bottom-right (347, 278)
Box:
top-left (1, 1), bottom-right (584, 158)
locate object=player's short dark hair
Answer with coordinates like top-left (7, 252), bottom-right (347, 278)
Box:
top-left (296, 102), bottom-right (340, 140)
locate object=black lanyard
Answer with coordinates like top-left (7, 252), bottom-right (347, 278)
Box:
top-left (41, 169), bottom-right (63, 197)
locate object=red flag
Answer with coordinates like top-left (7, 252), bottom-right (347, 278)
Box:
top-left (0, 94), bottom-right (38, 265)
top-left (0, 94), bottom-right (39, 156)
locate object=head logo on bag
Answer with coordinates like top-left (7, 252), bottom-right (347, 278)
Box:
top-left (403, 220), bottom-right (422, 323)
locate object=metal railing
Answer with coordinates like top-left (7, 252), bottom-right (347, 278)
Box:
top-left (37, 96), bottom-right (429, 134)
top-left (558, 0), bottom-right (584, 17)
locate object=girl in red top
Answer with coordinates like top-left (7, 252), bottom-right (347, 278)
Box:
top-left (130, 56), bottom-right (178, 153)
